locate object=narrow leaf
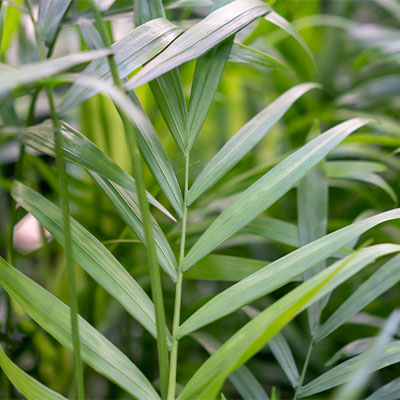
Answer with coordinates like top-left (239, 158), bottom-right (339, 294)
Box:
top-left (38, 0), bottom-right (72, 44)
top-left (92, 173), bottom-right (178, 281)
top-left (184, 254), bottom-right (267, 281)
top-left (178, 245), bottom-right (400, 399)
top-left (0, 49), bottom-right (109, 99)
top-left (366, 377), bottom-right (400, 400)
top-left (326, 338), bottom-right (375, 366)
top-left (265, 10), bottom-right (316, 68)
top-left (135, 0), bottom-right (188, 153)
top-left (317, 254), bottom-right (400, 342)
top-left (241, 215), bottom-right (298, 248)
top-left (19, 119), bottom-right (175, 220)
top-left (126, 0), bottom-right (270, 89)
top-left (79, 18), bottom-right (104, 50)
top-left (0, 257), bottom-right (160, 400)
top-left (188, 83), bottom-right (320, 205)
top-left (178, 208), bottom-right (400, 337)
top-left (124, 92), bottom-right (184, 217)
top-left (187, 36), bottom-right (233, 149)
top-left (0, 345), bottom-right (66, 400)
top-left (229, 42), bottom-right (292, 73)
top-left (298, 121), bottom-right (328, 334)
top-left (192, 332), bottom-right (270, 400)
top-left (299, 341), bottom-right (400, 397)
top-left (184, 118), bottom-right (369, 268)
top-left (243, 306), bottom-right (299, 388)
top-left (60, 19), bottom-right (183, 114)
top-left (334, 311), bottom-right (400, 399)
top-left (11, 182), bottom-right (161, 340)
top-left (186, 0), bottom-right (235, 149)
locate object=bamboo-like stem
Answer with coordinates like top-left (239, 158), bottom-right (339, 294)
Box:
top-left (23, 2), bottom-right (85, 398)
top-left (167, 152), bottom-right (190, 400)
top-left (88, 2), bottom-right (170, 397)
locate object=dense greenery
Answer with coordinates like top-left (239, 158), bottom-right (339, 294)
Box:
top-left (1, 0), bottom-right (400, 399)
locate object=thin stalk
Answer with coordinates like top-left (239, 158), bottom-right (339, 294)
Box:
top-left (88, 1), bottom-right (169, 396)
top-left (294, 333), bottom-right (316, 400)
top-left (24, 1), bottom-right (85, 398)
top-left (167, 152), bottom-right (190, 400)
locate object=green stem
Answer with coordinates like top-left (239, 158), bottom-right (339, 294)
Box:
top-left (167, 152), bottom-right (190, 400)
top-left (294, 333), bottom-right (316, 400)
top-left (88, 1), bottom-right (169, 397)
top-left (24, 2), bottom-right (85, 398)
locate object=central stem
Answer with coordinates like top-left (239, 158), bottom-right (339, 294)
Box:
top-left (167, 152), bottom-right (190, 400)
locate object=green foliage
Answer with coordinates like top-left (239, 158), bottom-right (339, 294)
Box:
top-left (1, 0), bottom-right (400, 399)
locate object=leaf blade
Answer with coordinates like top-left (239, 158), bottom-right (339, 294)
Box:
top-left (19, 119), bottom-right (175, 220)
top-left (187, 83), bottom-right (320, 205)
top-left (0, 257), bottom-right (160, 400)
top-left (178, 208), bottom-right (400, 337)
top-left (11, 182), bottom-right (161, 340)
top-left (0, 345), bottom-right (66, 400)
top-left (184, 118), bottom-right (369, 268)
top-left (126, 0), bottom-right (270, 89)
top-left (178, 245), bottom-right (400, 399)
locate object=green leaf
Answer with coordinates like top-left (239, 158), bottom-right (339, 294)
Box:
top-left (124, 92), bottom-right (184, 217)
top-left (91, 172), bottom-right (178, 281)
top-left (316, 254), bottom-right (400, 342)
top-left (265, 10), bottom-right (316, 68)
top-left (0, 49), bottom-right (109, 99)
top-left (243, 306), bottom-right (299, 388)
top-left (126, 0), bottom-right (270, 89)
top-left (60, 18), bottom-right (183, 114)
top-left (240, 215), bottom-right (299, 247)
top-left (299, 340), bottom-right (400, 398)
top-left (11, 182), bottom-right (161, 341)
top-left (184, 118), bottom-right (369, 268)
top-left (366, 377), bottom-right (400, 400)
top-left (187, 36), bottom-right (233, 150)
top-left (178, 244), bottom-right (400, 399)
top-left (79, 18), bottom-right (104, 50)
top-left (0, 345), bottom-right (66, 400)
top-left (192, 332), bottom-right (270, 400)
top-left (134, 0), bottom-right (165, 24)
top-left (326, 338), bottom-right (375, 366)
top-left (183, 254), bottom-right (267, 281)
top-left (0, 257), bottom-right (160, 400)
top-left (134, 0), bottom-right (188, 154)
top-left (298, 121), bottom-right (328, 334)
top-left (148, 72), bottom-right (188, 153)
top-left (19, 119), bottom-right (175, 220)
top-left (37, 0), bottom-right (72, 44)
top-left (229, 42), bottom-right (292, 73)
top-left (187, 83), bottom-right (320, 205)
top-left (327, 161), bottom-right (397, 202)
top-left (178, 208), bottom-right (400, 337)
top-left (333, 311), bottom-right (400, 399)
top-left (186, 0), bottom-right (235, 150)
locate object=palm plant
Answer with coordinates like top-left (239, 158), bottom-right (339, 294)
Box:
top-left (1, 0), bottom-right (400, 399)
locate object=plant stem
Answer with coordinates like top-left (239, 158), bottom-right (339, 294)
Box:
top-left (88, 1), bottom-right (170, 396)
top-left (24, 1), bottom-right (85, 398)
top-left (167, 152), bottom-right (190, 400)
top-left (294, 333), bottom-right (316, 400)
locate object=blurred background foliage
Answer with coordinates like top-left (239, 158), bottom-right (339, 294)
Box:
top-left (1, 0), bottom-right (400, 398)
